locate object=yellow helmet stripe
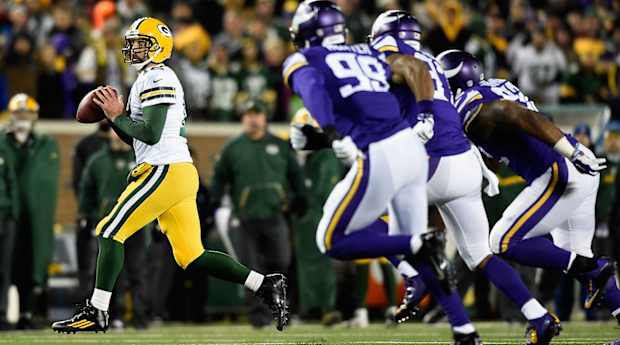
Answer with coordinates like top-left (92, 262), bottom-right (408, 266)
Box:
top-left (132, 17), bottom-right (148, 31)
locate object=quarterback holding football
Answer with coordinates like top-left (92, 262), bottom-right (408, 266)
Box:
top-left (52, 17), bottom-right (289, 333)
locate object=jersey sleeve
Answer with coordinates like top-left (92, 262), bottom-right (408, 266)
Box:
top-left (138, 69), bottom-right (178, 107)
top-left (454, 90), bottom-right (484, 131)
top-left (371, 35), bottom-right (419, 57)
top-left (282, 52), bottom-right (309, 87)
top-left (371, 35), bottom-right (400, 54)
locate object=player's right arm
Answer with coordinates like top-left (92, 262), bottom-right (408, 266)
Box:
top-left (386, 54), bottom-right (434, 102)
top-left (467, 99), bottom-right (606, 175)
top-left (372, 35), bottom-right (434, 103)
top-left (94, 86), bottom-right (167, 145)
top-left (283, 52), bottom-right (341, 147)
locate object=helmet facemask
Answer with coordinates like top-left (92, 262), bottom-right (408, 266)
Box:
top-left (122, 35), bottom-right (160, 68)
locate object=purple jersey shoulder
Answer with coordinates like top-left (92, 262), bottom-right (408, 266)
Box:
top-left (283, 44), bottom-right (409, 150)
top-left (371, 35), bottom-right (470, 157)
top-left (455, 79), bottom-right (563, 182)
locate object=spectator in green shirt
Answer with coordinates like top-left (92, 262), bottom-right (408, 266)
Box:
top-left (210, 100), bottom-right (306, 327)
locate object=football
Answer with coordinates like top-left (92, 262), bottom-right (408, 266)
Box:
top-left (75, 88), bottom-right (116, 123)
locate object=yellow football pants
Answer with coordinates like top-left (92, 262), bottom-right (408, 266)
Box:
top-left (95, 162), bottom-right (205, 268)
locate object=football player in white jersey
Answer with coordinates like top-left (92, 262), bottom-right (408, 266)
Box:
top-left (52, 17), bottom-right (288, 333)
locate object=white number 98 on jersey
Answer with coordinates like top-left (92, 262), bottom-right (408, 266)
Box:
top-left (325, 53), bottom-right (390, 98)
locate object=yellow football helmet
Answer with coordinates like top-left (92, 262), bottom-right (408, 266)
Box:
top-left (291, 107), bottom-right (320, 129)
top-left (123, 17), bottom-right (173, 68)
top-left (8, 93), bottom-right (39, 116)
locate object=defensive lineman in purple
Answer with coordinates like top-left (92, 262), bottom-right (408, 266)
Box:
top-left (440, 49), bottom-right (620, 344)
top-left (369, 10), bottom-right (559, 345)
top-left (283, 1), bottom-right (452, 284)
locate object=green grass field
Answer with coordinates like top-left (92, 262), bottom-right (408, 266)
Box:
top-left (0, 321), bottom-right (618, 345)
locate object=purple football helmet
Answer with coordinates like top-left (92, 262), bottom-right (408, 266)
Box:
top-left (436, 49), bottom-right (484, 97)
top-left (369, 10), bottom-right (421, 50)
top-left (289, 0), bottom-right (347, 49)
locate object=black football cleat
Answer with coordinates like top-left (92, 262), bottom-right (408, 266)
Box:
top-left (583, 258), bottom-right (618, 309)
top-left (525, 313), bottom-right (562, 345)
top-left (419, 231), bottom-right (455, 292)
top-left (255, 273), bottom-right (289, 331)
top-left (394, 276), bottom-right (427, 324)
top-left (453, 331), bottom-right (483, 345)
top-left (51, 299), bottom-right (108, 334)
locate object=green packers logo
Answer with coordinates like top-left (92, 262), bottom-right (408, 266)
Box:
top-left (158, 24), bottom-right (172, 37)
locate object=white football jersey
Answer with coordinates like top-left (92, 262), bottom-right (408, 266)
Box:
top-left (127, 64), bottom-right (192, 165)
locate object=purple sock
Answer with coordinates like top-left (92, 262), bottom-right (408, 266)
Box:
top-left (326, 230), bottom-right (412, 260)
top-left (604, 276), bottom-right (620, 313)
top-left (481, 256), bottom-right (532, 307)
top-left (387, 255), bottom-right (401, 268)
top-left (414, 261), bottom-right (470, 327)
top-left (503, 237), bottom-right (571, 270)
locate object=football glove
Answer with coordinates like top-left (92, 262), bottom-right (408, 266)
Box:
top-left (332, 136), bottom-right (362, 166)
top-left (289, 125), bottom-right (307, 150)
top-left (412, 113), bottom-right (434, 144)
top-left (571, 143), bottom-right (607, 175)
top-left (471, 145), bottom-right (499, 196)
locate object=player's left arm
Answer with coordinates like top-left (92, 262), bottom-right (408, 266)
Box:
top-left (112, 105), bottom-right (167, 145)
top-left (469, 100), bottom-right (564, 146)
top-left (283, 53), bottom-right (341, 148)
top-left (94, 86), bottom-right (167, 145)
top-left (469, 100), bottom-right (606, 174)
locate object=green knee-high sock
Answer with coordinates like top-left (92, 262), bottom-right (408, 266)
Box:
top-left (186, 250), bottom-right (251, 285)
top-left (95, 237), bottom-right (125, 291)
top-left (380, 262), bottom-right (396, 306)
top-left (354, 263), bottom-right (370, 308)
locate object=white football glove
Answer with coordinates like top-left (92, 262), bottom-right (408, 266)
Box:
top-left (332, 136), bottom-right (362, 165)
top-left (289, 125), bottom-right (307, 150)
top-left (471, 145), bottom-right (500, 196)
top-left (412, 114), bottom-right (434, 144)
top-left (571, 143), bottom-right (607, 175)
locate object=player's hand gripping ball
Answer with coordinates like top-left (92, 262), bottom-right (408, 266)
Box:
top-left (76, 86), bottom-right (122, 123)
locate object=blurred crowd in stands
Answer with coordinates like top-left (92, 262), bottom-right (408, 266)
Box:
top-left (1, 0), bottom-right (620, 122)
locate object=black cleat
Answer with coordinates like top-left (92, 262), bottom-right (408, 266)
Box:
top-left (394, 276), bottom-right (427, 324)
top-left (453, 331), bottom-right (483, 345)
top-left (525, 313), bottom-right (562, 345)
top-left (51, 299), bottom-right (108, 334)
top-left (419, 231), bottom-right (455, 291)
top-left (584, 258), bottom-right (618, 309)
top-left (255, 273), bottom-right (289, 331)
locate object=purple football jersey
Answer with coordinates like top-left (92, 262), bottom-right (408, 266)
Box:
top-left (455, 78), bottom-right (564, 183)
top-left (283, 44), bottom-right (409, 150)
top-left (371, 35), bottom-right (470, 157)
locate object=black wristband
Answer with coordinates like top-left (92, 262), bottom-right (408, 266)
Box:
top-left (322, 125), bottom-right (342, 145)
top-left (301, 125), bottom-right (330, 150)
